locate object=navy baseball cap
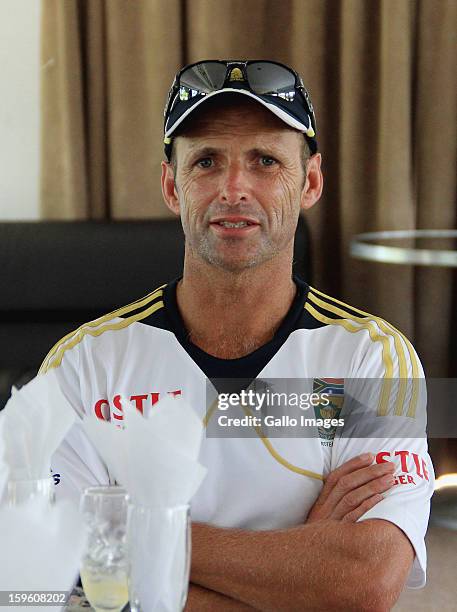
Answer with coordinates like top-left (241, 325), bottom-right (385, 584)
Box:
top-left (163, 60), bottom-right (317, 160)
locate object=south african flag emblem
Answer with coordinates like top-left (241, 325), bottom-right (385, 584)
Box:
top-left (313, 378), bottom-right (345, 443)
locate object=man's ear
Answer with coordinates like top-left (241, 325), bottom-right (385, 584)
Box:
top-left (300, 153), bottom-right (323, 211)
top-left (161, 161), bottom-right (180, 216)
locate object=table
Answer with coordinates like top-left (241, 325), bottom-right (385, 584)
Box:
top-left (350, 229), bottom-right (457, 267)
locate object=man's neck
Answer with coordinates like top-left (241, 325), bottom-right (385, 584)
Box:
top-left (176, 257), bottom-right (297, 359)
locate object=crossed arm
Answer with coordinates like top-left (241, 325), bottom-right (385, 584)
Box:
top-left (185, 454), bottom-right (415, 612)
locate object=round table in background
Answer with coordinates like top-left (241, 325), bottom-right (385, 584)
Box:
top-left (350, 229), bottom-right (457, 267)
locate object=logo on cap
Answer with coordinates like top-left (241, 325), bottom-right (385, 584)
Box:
top-left (229, 67), bottom-right (244, 82)
top-left (179, 86), bottom-right (190, 101)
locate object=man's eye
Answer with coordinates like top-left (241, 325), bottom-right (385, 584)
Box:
top-left (196, 158), bottom-right (213, 168)
top-left (260, 156), bottom-right (277, 166)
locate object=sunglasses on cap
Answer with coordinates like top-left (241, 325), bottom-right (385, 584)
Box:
top-left (163, 60), bottom-right (318, 160)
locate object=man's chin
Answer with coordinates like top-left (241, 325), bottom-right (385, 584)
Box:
top-left (198, 250), bottom-right (263, 273)
top-left (192, 240), bottom-right (275, 272)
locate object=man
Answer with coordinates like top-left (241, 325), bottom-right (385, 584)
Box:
top-left (42, 60), bottom-right (434, 610)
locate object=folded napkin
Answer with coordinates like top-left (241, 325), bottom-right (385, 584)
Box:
top-left (82, 394), bottom-right (207, 506)
top-left (82, 395), bottom-right (207, 611)
top-left (0, 499), bottom-right (85, 612)
top-left (0, 371), bottom-right (83, 609)
top-left (0, 370), bottom-right (76, 490)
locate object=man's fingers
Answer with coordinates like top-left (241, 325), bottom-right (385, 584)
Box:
top-left (324, 464), bottom-right (395, 516)
top-left (317, 453), bottom-right (375, 505)
top-left (319, 455), bottom-right (394, 509)
top-left (307, 454), bottom-right (396, 523)
top-left (331, 473), bottom-right (395, 520)
top-left (332, 461), bottom-right (395, 497)
top-left (327, 453), bottom-right (375, 483)
top-left (341, 494), bottom-right (384, 523)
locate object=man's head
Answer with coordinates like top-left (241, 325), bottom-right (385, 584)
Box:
top-left (161, 61), bottom-right (323, 274)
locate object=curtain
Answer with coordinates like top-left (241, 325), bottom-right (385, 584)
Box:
top-left (41, 0), bottom-right (184, 218)
top-left (41, 0), bottom-right (456, 468)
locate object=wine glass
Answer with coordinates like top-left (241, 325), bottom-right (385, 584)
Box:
top-left (7, 477), bottom-right (55, 506)
top-left (79, 486), bottom-right (129, 612)
top-left (128, 503), bottom-right (191, 612)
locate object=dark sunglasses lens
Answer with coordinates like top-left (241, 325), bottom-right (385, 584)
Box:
top-left (246, 63), bottom-right (296, 96)
top-left (180, 62), bottom-right (228, 93)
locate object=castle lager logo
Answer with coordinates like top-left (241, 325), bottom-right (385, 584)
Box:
top-left (376, 450), bottom-right (429, 485)
top-left (93, 390), bottom-right (182, 421)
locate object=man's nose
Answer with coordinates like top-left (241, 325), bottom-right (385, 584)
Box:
top-left (219, 163), bottom-right (249, 204)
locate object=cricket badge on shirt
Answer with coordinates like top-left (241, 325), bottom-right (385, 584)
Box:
top-left (313, 378), bottom-right (345, 446)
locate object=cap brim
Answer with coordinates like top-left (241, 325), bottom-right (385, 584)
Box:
top-left (164, 88), bottom-right (315, 139)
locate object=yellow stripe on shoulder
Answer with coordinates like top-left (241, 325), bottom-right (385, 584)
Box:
top-left (306, 287), bottom-right (420, 418)
top-left (39, 285), bottom-right (166, 374)
top-left (304, 301), bottom-right (394, 414)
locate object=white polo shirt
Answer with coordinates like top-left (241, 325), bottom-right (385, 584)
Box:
top-left (41, 276), bottom-right (434, 588)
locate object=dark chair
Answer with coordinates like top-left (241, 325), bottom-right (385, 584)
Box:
top-left (0, 216), bottom-right (311, 408)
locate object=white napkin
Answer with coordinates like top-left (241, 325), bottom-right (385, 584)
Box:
top-left (0, 370), bottom-right (76, 485)
top-left (0, 417), bottom-right (8, 503)
top-left (82, 394), bottom-right (207, 506)
top-left (82, 395), bottom-right (207, 612)
top-left (0, 499), bottom-right (85, 612)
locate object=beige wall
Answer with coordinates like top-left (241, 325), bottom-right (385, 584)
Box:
top-left (0, 0), bottom-right (41, 219)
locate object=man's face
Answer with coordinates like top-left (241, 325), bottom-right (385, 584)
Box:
top-left (162, 100), bottom-right (320, 272)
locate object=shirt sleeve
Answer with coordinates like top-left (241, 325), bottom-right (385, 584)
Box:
top-left (331, 331), bottom-right (434, 589)
top-left (331, 433), bottom-right (434, 588)
top-left (42, 343), bottom-right (110, 506)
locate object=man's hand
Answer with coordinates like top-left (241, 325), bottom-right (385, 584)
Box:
top-left (306, 452), bottom-right (396, 523)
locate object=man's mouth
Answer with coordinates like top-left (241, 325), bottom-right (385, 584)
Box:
top-left (209, 217), bottom-right (260, 230)
top-left (216, 221), bottom-right (255, 228)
